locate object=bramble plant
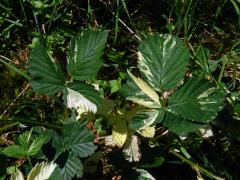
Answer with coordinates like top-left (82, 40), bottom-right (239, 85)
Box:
top-left (1, 29), bottom-right (227, 180)
top-left (121, 34), bottom-right (226, 135)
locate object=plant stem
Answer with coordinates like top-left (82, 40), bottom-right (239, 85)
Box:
top-left (27, 155), bottom-right (33, 168)
top-left (169, 149), bottom-right (224, 180)
top-left (2, 118), bottom-right (62, 130)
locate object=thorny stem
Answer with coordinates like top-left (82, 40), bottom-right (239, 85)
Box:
top-left (169, 149), bottom-right (224, 180)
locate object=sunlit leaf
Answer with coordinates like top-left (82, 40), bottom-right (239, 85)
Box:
top-left (163, 112), bottom-right (203, 135)
top-left (137, 126), bottom-right (155, 138)
top-left (64, 88), bottom-right (97, 113)
top-left (168, 77), bottom-right (226, 122)
top-left (10, 168), bottom-right (24, 180)
top-left (138, 34), bottom-right (189, 92)
top-left (121, 74), bottom-right (160, 109)
top-left (28, 135), bottom-right (48, 156)
top-left (128, 70), bottom-right (160, 105)
top-left (129, 110), bottom-right (159, 131)
top-left (67, 30), bottom-right (108, 80)
top-left (2, 145), bottom-right (26, 158)
top-left (112, 119), bottom-right (128, 147)
top-left (27, 161), bottom-right (57, 180)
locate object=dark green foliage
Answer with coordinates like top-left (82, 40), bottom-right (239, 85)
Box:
top-left (67, 30), bottom-right (108, 81)
top-left (28, 43), bottom-right (65, 96)
top-left (1, 1), bottom-right (240, 179)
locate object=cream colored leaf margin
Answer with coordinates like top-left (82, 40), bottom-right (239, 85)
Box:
top-left (10, 169), bottom-right (24, 180)
top-left (123, 135), bottom-right (141, 162)
top-left (112, 119), bottom-right (128, 147)
top-left (128, 70), bottom-right (160, 105)
top-left (11, 161), bottom-right (57, 180)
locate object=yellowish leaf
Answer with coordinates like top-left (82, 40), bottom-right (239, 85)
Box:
top-left (112, 119), bottom-right (128, 147)
top-left (138, 126), bottom-right (155, 138)
top-left (128, 71), bottom-right (160, 105)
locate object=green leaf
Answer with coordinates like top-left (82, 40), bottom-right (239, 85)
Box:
top-left (28, 43), bottom-right (65, 96)
top-left (129, 110), bottom-right (159, 131)
top-left (141, 156), bottom-right (165, 169)
top-left (62, 123), bottom-right (97, 157)
top-left (28, 135), bottom-right (48, 156)
top-left (61, 155), bottom-right (83, 180)
top-left (18, 130), bottom-right (32, 150)
top-left (67, 30), bottom-right (108, 80)
top-left (138, 34), bottom-right (189, 92)
top-left (121, 73), bottom-right (160, 109)
top-left (168, 78), bottom-right (226, 122)
top-left (2, 130), bottom-right (47, 158)
top-left (2, 145), bottom-right (26, 158)
top-left (194, 46), bottom-right (211, 74)
top-left (27, 161), bottom-right (57, 180)
top-left (109, 79), bottom-right (121, 93)
top-left (163, 112), bottom-right (204, 135)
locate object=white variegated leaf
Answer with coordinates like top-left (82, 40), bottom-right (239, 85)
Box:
top-left (103, 135), bottom-right (117, 147)
top-left (198, 126), bottom-right (213, 138)
top-left (123, 135), bottom-right (141, 162)
top-left (66, 88), bottom-right (97, 113)
top-left (10, 169), bottom-right (24, 180)
top-left (128, 71), bottom-right (160, 105)
top-left (27, 161), bottom-right (57, 180)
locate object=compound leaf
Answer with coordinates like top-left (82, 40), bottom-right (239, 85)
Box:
top-left (2, 130), bottom-right (47, 158)
top-left (67, 30), bottom-right (108, 80)
top-left (138, 34), bottom-right (189, 92)
top-left (28, 43), bottom-right (65, 96)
